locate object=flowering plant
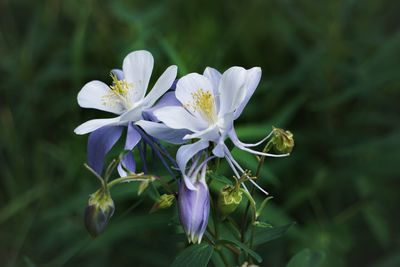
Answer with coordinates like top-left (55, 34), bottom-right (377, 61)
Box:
top-left (75, 50), bottom-right (294, 266)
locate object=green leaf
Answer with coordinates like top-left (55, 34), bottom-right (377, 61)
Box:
top-left (218, 239), bottom-right (262, 263)
top-left (253, 222), bottom-right (294, 246)
top-left (207, 171), bottom-right (233, 186)
top-left (253, 221), bottom-right (273, 228)
top-left (286, 249), bottom-right (325, 267)
top-left (170, 243), bottom-right (214, 267)
top-left (256, 196), bottom-right (274, 219)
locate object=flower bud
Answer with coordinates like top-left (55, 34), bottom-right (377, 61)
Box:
top-left (178, 180), bottom-right (210, 244)
top-left (217, 185), bottom-right (243, 218)
top-left (150, 194), bottom-right (175, 213)
top-left (84, 188), bottom-right (115, 238)
top-left (270, 127), bottom-right (294, 154)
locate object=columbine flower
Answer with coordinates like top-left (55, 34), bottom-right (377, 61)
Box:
top-left (148, 66), bottom-right (289, 194)
top-left (74, 50), bottom-right (182, 176)
top-left (178, 160), bottom-right (210, 244)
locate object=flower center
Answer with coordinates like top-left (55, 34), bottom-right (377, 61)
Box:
top-left (191, 89), bottom-right (217, 123)
top-left (102, 73), bottom-right (133, 110)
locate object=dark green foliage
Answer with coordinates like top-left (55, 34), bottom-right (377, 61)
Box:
top-left (170, 243), bottom-right (213, 267)
top-left (253, 223), bottom-right (294, 246)
top-left (286, 249), bottom-right (325, 267)
top-left (1, 0), bottom-right (399, 266)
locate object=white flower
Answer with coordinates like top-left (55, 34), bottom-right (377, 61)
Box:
top-left (149, 66), bottom-right (288, 193)
top-left (74, 50), bottom-right (177, 135)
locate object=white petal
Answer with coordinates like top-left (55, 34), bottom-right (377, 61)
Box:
top-left (203, 67), bottom-right (221, 95)
top-left (135, 120), bottom-right (189, 144)
top-left (218, 67), bottom-right (248, 116)
top-left (122, 50), bottom-right (154, 103)
top-left (183, 125), bottom-right (219, 142)
top-left (74, 117), bottom-right (122, 135)
top-left (177, 140), bottom-right (210, 190)
top-left (234, 67), bottom-right (262, 119)
top-left (212, 143), bottom-right (225, 157)
top-left (203, 67), bottom-right (221, 111)
top-left (175, 73), bottom-right (216, 121)
top-left (229, 130), bottom-right (289, 157)
top-left (77, 81), bottom-right (124, 114)
top-left (229, 125), bottom-right (273, 147)
top-left (154, 106), bottom-right (208, 132)
top-left (119, 105), bottom-right (143, 122)
top-left (143, 65), bottom-right (177, 108)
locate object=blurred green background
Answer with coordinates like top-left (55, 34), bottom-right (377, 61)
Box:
top-left (1, 0), bottom-right (399, 266)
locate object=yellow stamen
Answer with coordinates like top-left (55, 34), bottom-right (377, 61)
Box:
top-left (109, 73), bottom-right (131, 97)
top-left (102, 73), bottom-right (133, 109)
top-left (190, 89), bottom-right (216, 123)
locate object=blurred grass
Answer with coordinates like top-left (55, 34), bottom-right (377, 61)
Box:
top-left (1, 0), bottom-right (400, 266)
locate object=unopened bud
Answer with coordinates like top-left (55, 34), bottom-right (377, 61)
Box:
top-left (217, 185), bottom-right (243, 218)
top-left (84, 188), bottom-right (114, 238)
top-left (270, 127), bottom-right (294, 154)
top-left (179, 180), bottom-right (210, 244)
top-left (150, 194), bottom-right (175, 213)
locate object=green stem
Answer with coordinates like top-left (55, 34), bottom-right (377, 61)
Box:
top-left (240, 141), bottom-right (272, 261)
top-left (107, 175), bottom-right (155, 188)
top-left (84, 163), bottom-right (105, 187)
top-left (215, 157), bottom-right (221, 173)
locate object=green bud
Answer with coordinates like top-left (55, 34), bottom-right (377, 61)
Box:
top-left (217, 185), bottom-right (243, 218)
top-left (270, 127), bottom-right (294, 154)
top-left (150, 194), bottom-right (175, 213)
top-left (84, 188), bottom-right (114, 238)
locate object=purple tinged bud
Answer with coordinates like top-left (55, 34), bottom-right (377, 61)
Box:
top-left (84, 188), bottom-right (114, 238)
top-left (178, 180), bottom-right (210, 244)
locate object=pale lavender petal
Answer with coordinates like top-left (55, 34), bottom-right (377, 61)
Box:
top-left (170, 79), bottom-right (178, 90)
top-left (117, 152), bottom-right (135, 177)
top-left (136, 120), bottom-right (189, 145)
top-left (111, 69), bottom-right (124, 80)
top-left (125, 123), bottom-right (142, 149)
top-left (142, 91), bottom-right (181, 122)
top-left (117, 123), bottom-right (141, 177)
top-left (135, 126), bottom-right (176, 178)
top-left (198, 165), bottom-right (210, 241)
top-left (178, 180), bottom-right (210, 244)
top-left (88, 126), bottom-right (124, 175)
top-left (137, 141), bottom-right (148, 173)
top-left (212, 142), bottom-right (225, 157)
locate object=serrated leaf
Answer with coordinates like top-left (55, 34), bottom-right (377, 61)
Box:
top-left (218, 239), bottom-right (262, 263)
top-left (170, 243), bottom-right (214, 267)
top-left (286, 249), bottom-right (325, 267)
top-left (253, 222), bottom-right (294, 246)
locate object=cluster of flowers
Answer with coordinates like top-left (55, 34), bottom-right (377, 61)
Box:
top-left (75, 50), bottom-right (293, 243)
